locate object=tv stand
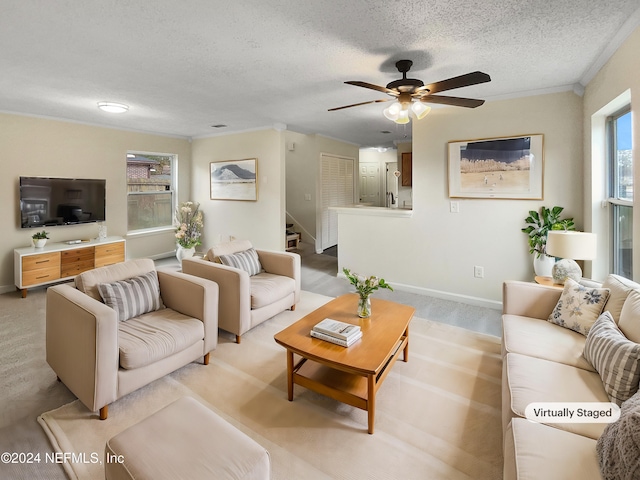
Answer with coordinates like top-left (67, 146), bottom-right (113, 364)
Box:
top-left (14, 236), bottom-right (125, 298)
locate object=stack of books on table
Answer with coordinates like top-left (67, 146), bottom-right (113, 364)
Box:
top-left (311, 318), bottom-right (362, 347)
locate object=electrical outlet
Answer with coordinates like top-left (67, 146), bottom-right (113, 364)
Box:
top-left (450, 201), bottom-right (460, 213)
top-left (474, 266), bottom-right (484, 278)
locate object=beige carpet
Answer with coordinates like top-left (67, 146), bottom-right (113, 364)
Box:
top-left (38, 291), bottom-right (503, 480)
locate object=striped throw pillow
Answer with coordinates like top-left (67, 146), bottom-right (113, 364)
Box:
top-left (97, 270), bottom-right (164, 322)
top-left (219, 248), bottom-right (262, 276)
top-left (584, 311), bottom-right (640, 406)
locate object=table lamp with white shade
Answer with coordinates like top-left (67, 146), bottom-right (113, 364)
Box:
top-left (546, 231), bottom-right (597, 284)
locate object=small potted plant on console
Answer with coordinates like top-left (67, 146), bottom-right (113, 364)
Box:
top-left (32, 230), bottom-right (49, 248)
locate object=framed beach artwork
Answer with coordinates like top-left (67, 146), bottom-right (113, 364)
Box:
top-left (448, 134), bottom-right (544, 199)
top-left (210, 158), bottom-right (258, 201)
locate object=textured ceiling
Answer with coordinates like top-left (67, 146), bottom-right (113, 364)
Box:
top-left (1, 1), bottom-right (639, 148)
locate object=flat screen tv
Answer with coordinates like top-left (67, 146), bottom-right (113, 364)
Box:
top-left (20, 177), bottom-right (106, 228)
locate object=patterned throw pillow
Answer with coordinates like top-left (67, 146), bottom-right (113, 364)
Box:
top-left (219, 248), bottom-right (262, 276)
top-left (547, 278), bottom-right (610, 336)
top-left (97, 270), bottom-right (164, 322)
top-left (584, 311), bottom-right (640, 406)
top-left (597, 390), bottom-right (640, 478)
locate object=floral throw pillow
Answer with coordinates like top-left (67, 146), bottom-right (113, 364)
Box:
top-left (547, 278), bottom-right (610, 336)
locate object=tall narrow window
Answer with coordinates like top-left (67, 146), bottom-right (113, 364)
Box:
top-left (607, 109), bottom-right (633, 278)
top-left (126, 153), bottom-right (175, 231)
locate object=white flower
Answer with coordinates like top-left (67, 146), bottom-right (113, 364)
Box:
top-left (174, 201), bottom-right (204, 248)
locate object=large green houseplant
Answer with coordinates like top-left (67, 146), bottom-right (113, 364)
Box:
top-left (522, 206), bottom-right (575, 257)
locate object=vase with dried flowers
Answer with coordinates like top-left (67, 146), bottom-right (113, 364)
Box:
top-left (174, 201), bottom-right (203, 264)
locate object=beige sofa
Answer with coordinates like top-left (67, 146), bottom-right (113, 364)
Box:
top-left (46, 258), bottom-right (219, 419)
top-left (501, 276), bottom-right (640, 479)
top-left (182, 240), bottom-right (300, 343)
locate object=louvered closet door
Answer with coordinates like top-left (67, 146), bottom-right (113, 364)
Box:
top-left (320, 154), bottom-right (354, 251)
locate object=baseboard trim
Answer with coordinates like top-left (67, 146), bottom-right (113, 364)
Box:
top-left (336, 272), bottom-right (502, 311)
top-left (145, 251), bottom-right (177, 261)
top-left (0, 284), bottom-right (17, 295)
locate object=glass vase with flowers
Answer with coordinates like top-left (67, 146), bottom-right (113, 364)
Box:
top-left (343, 267), bottom-right (393, 318)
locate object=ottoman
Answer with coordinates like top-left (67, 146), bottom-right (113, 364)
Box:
top-left (105, 396), bottom-right (271, 479)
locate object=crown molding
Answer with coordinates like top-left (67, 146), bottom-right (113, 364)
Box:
top-left (579, 7), bottom-right (640, 86)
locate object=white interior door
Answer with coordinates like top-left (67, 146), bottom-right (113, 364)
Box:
top-left (320, 154), bottom-right (354, 251)
top-left (359, 162), bottom-right (380, 206)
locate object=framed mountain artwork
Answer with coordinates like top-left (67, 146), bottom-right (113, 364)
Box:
top-left (210, 158), bottom-right (258, 201)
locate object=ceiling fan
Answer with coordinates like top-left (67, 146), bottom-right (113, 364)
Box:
top-left (328, 60), bottom-right (491, 123)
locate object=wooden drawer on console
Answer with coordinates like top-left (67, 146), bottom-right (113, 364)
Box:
top-left (22, 252), bottom-right (60, 272)
top-left (61, 247), bottom-right (95, 264)
top-left (61, 247), bottom-right (95, 277)
top-left (22, 266), bottom-right (61, 286)
top-left (95, 242), bottom-right (125, 267)
top-left (22, 252), bottom-right (61, 286)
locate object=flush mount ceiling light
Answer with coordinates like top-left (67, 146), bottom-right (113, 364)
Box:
top-left (97, 102), bottom-right (129, 113)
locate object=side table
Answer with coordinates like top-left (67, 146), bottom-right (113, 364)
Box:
top-left (534, 276), bottom-right (564, 289)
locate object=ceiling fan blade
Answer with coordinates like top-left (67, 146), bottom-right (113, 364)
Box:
top-left (419, 95), bottom-right (485, 108)
top-left (328, 98), bottom-right (392, 112)
top-left (420, 71), bottom-right (491, 95)
top-left (345, 81), bottom-right (398, 96)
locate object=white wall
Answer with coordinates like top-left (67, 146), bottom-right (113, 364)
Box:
top-left (337, 91), bottom-right (583, 305)
top-left (285, 131), bottom-right (319, 242)
top-left (191, 129), bottom-right (285, 251)
top-left (583, 26), bottom-right (640, 280)
top-left (0, 113), bottom-right (192, 292)
top-left (284, 132), bottom-right (359, 245)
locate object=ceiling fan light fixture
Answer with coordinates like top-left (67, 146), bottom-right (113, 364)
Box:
top-left (411, 102), bottom-right (431, 120)
top-left (97, 102), bottom-right (129, 113)
top-left (383, 102), bottom-right (401, 121)
top-left (330, 61), bottom-right (490, 132)
top-left (395, 109), bottom-right (410, 124)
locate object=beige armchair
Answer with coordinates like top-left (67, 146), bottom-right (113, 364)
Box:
top-left (182, 240), bottom-right (300, 343)
top-left (46, 258), bottom-right (219, 420)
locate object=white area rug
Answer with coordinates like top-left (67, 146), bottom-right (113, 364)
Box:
top-left (38, 291), bottom-right (503, 479)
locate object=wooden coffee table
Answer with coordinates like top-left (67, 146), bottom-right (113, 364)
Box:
top-left (274, 293), bottom-right (415, 434)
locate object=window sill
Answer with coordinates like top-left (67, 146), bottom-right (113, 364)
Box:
top-left (126, 226), bottom-right (175, 238)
